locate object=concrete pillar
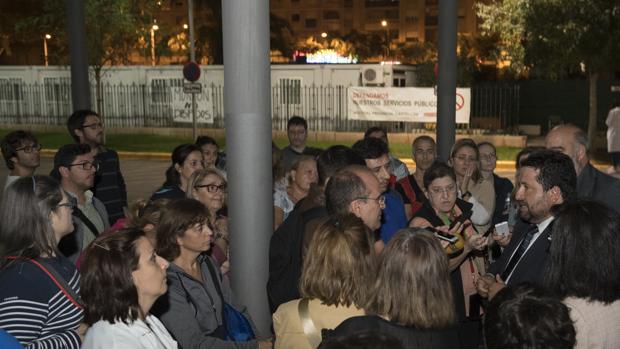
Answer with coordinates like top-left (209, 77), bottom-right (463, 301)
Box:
top-left (66, 0), bottom-right (91, 110)
top-left (436, 0), bottom-right (458, 161)
top-left (222, 0), bottom-right (272, 336)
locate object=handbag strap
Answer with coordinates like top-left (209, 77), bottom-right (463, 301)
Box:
top-left (298, 298), bottom-right (321, 349)
top-left (72, 207), bottom-right (101, 237)
top-left (4, 256), bottom-right (83, 309)
top-left (203, 257), bottom-right (224, 301)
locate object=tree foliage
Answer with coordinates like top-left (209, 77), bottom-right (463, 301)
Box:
top-left (524, 0), bottom-right (620, 78)
top-left (475, 0), bottom-right (529, 77)
top-left (15, 0), bottom-right (156, 70)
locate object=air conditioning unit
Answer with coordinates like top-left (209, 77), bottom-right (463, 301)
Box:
top-left (361, 67), bottom-right (385, 86)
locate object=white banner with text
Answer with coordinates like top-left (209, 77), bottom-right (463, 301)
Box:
top-left (171, 87), bottom-right (214, 123)
top-left (347, 87), bottom-right (470, 123)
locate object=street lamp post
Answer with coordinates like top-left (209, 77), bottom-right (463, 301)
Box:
top-left (150, 24), bottom-right (159, 66)
top-left (43, 34), bottom-right (51, 67)
top-left (381, 20), bottom-right (389, 61)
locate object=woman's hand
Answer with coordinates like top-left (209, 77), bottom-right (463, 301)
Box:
top-left (492, 232), bottom-right (512, 247)
top-left (466, 232), bottom-right (487, 252)
top-left (215, 217), bottom-right (229, 239)
top-left (77, 322), bottom-right (89, 342)
top-left (433, 223), bottom-right (463, 249)
top-left (461, 166), bottom-right (473, 193)
top-left (220, 260), bottom-right (230, 275)
top-left (258, 338), bottom-right (273, 349)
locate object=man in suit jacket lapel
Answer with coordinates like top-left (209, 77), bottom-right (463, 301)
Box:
top-left (491, 220), bottom-right (553, 286)
top-left (476, 149), bottom-right (576, 299)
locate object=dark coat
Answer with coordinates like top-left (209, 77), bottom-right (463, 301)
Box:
top-left (577, 163), bottom-right (620, 213)
top-left (487, 219), bottom-right (553, 286)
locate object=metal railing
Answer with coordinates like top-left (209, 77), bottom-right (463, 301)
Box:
top-left (0, 82), bottom-right (519, 132)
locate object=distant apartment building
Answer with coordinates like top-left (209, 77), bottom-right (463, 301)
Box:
top-left (0, 0), bottom-right (483, 66)
top-left (270, 0), bottom-right (480, 44)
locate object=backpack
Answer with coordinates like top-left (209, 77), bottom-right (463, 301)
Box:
top-left (267, 204), bottom-right (326, 314)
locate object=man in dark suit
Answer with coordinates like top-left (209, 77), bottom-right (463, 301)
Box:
top-left (546, 124), bottom-right (620, 212)
top-left (476, 150), bottom-right (576, 298)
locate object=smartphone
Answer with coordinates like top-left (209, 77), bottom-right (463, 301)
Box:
top-left (449, 210), bottom-right (473, 230)
top-left (495, 221), bottom-right (509, 236)
top-left (427, 227), bottom-right (458, 243)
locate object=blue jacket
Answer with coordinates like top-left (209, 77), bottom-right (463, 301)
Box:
top-left (380, 189), bottom-right (408, 243)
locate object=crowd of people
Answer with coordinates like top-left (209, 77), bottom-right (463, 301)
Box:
top-left (1, 111), bottom-right (619, 349)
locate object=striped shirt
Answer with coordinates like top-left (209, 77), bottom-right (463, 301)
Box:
top-left (0, 257), bottom-right (83, 348)
top-left (94, 148), bottom-right (127, 226)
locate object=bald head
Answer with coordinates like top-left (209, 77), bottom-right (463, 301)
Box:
top-left (545, 124), bottom-right (589, 175)
top-left (325, 165), bottom-right (383, 231)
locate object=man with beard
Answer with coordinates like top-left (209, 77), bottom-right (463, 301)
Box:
top-left (1, 130), bottom-right (41, 190)
top-left (476, 149), bottom-right (576, 299)
top-left (51, 144), bottom-right (110, 263)
top-left (67, 110), bottom-right (127, 225)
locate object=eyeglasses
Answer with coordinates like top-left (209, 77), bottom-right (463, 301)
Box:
top-left (195, 184), bottom-right (227, 193)
top-left (15, 144), bottom-right (42, 153)
top-left (356, 194), bottom-right (386, 206)
top-left (429, 185), bottom-right (456, 196)
top-left (81, 122), bottom-right (104, 130)
top-left (56, 202), bottom-right (75, 210)
top-left (480, 153), bottom-right (497, 161)
top-left (67, 160), bottom-right (100, 171)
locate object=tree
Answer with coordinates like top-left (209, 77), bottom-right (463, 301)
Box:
top-left (193, 0), bottom-right (223, 64)
top-left (395, 39), bottom-right (435, 64)
top-left (342, 30), bottom-right (384, 62)
top-left (270, 13), bottom-right (295, 60)
top-left (475, 0), bottom-right (529, 78)
top-left (15, 0), bottom-right (156, 115)
top-left (524, 0), bottom-right (620, 141)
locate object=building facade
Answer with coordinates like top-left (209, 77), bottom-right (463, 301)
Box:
top-left (270, 0), bottom-right (480, 44)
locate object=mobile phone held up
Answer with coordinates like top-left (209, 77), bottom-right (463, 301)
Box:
top-left (494, 221), bottom-right (509, 236)
top-left (449, 210), bottom-right (473, 230)
top-left (427, 226), bottom-right (459, 243)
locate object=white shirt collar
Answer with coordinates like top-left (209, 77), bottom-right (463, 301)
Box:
top-left (536, 215), bottom-right (554, 234)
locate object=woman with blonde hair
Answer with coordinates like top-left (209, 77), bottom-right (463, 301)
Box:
top-left (324, 229), bottom-right (459, 348)
top-left (273, 155), bottom-right (318, 230)
top-left (448, 139), bottom-right (493, 233)
top-left (273, 214), bottom-right (377, 349)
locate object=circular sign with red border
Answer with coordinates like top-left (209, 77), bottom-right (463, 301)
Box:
top-left (183, 61), bottom-right (201, 82)
top-left (456, 93), bottom-right (465, 110)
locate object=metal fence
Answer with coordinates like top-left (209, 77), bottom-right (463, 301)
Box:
top-left (0, 82), bottom-right (519, 132)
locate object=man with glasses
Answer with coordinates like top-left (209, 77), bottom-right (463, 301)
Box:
top-left (326, 165), bottom-right (384, 231)
top-left (352, 137), bottom-right (408, 245)
top-left (1, 130), bottom-right (41, 191)
top-left (51, 144), bottom-right (110, 263)
top-left (67, 109), bottom-right (127, 225)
